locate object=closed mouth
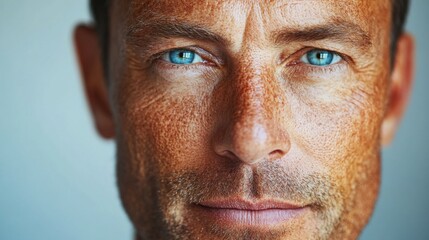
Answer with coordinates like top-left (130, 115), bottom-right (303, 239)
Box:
top-left (195, 197), bottom-right (309, 226)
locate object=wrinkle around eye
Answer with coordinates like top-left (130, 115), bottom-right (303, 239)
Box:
top-left (282, 58), bottom-right (350, 83)
top-left (149, 53), bottom-right (225, 87)
top-left (280, 42), bottom-right (362, 71)
top-left (126, 35), bottom-right (227, 70)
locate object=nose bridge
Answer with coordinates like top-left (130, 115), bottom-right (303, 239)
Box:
top-left (214, 55), bottom-right (290, 165)
top-left (233, 59), bottom-right (268, 123)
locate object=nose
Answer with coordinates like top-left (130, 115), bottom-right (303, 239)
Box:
top-left (213, 64), bottom-right (291, 165)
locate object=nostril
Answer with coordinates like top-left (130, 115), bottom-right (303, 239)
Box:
top-left (268, 149), bottom-right (285, 161)
top-left (221, 150), bottom-right (237, 160)
top-left (213, 121), bottom-right (291, 165)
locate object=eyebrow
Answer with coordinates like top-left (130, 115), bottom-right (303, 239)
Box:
top-left (271, 21), bottom-right (372, 49)
top-left (126, 19), bottom-right (372, 51)
top-left (126, 20), bottom-right (230, 47)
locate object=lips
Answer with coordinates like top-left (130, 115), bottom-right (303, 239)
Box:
top-left (196, 198), bottom-right (308, 226)
top-left (199, 198), bottom-right (304, 210)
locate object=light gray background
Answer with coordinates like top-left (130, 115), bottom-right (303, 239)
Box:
top-left (0, 1), bottom-right (427, 239)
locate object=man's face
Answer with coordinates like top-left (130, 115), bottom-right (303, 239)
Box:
top-left (98, 0), bottom-right (394, 239)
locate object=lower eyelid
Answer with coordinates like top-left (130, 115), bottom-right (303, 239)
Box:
top-left (287, 61), bottom-right (348, 76)
top-left (154, 58), bottom-right (212, 71)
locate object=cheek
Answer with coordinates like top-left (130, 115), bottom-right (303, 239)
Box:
top-left (114, 84), bottom-right (216, 234)
top-left (284, 72), bottom-right (388, 196)
top-left (281, 72), bottom-right (387, 235)
top-left (119, 90), bottom-right (214, 178)
top-left (287, 72), bottom-right (386, 163)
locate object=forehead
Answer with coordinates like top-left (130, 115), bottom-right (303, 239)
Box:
top-left (122, 0), bottom-right (391, 34)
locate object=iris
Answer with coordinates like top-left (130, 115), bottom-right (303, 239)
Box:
top-left (165, 49), bottom-right (203, 65)
top-left (302, 49), bottom-right (341, 66)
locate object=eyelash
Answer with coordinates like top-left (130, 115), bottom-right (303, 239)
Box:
top-left (150, 47), bottom-right (349, 71)
top-left (287, 47), bottom-right (345, 63)
top-left (287, 60), bottom-right (347, 77)
top-left (284, 48), bottom-right (350, 75)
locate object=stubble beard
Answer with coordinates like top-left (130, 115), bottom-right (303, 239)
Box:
top-left (125, 159), bottom-right (346, 240)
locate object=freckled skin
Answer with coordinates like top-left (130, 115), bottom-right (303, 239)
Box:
top-left (75, 0), bottom-right (413, 239)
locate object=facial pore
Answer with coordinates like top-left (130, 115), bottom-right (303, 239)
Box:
top-left (108, 0), bottom-right (392, 239)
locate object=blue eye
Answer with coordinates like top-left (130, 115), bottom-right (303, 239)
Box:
top-left (301, 49), bottom-right (341, 66)
top-left (162, 49), bottom-right (204, 65)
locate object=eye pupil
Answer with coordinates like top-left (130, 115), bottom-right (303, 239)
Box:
top-left (307, 50), bottom-right (335, 66)
top-left (169, 50), bottom-right (195, 64)
top-left (317, 52), bottom-right (327, 59)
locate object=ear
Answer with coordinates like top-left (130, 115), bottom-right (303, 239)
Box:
top-left (381, 33), bottom-right (414, 146)
top-left (73, 25), bottom-right (115, 139)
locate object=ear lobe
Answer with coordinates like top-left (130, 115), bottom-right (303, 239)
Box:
top-left (73, 24), bottom-right (115, 139)
top-left (381, 33), bottom-right (414, 146)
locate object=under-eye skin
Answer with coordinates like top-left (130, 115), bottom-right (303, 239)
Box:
top-left (300, 49), bottom-right (342, 66)
top-left (161, 49), bottom-right (204, 65)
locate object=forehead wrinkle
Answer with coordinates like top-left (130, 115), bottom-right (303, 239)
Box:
top-left (270, 20), bottom-right (372, 49)
top-left (239, 2), bottom-right (264, 48)
top-left (123, 0), bottom-right (382, 58)
top-left (124, 0), bottom-right (253, 54)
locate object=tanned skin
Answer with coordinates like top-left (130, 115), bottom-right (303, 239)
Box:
top-left (74, 0), bottom-right (414, 239)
